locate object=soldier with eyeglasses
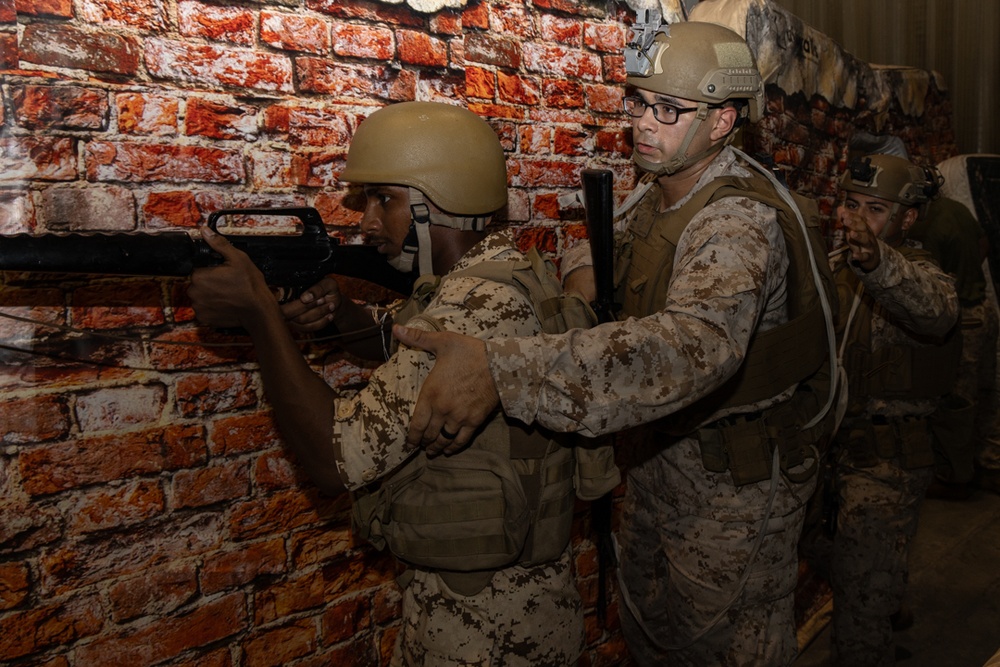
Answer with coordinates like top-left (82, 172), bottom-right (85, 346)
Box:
top-left (393, 18), bottom-right (838, 665)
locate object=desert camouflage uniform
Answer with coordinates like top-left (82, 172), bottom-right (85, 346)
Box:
top-left (331, 230), bottom-right (583, 667)
top-left (488, 147), bottom-right (815, 665)
top-left (830, 241), bottom-right (958, 667)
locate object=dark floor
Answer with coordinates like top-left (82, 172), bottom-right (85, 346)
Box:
top-left (794, 487), bottom-right (1000, 667)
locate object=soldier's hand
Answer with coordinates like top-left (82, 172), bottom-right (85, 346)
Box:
top-left (281, 277), bottom-right (342, 333)
top-left (838, 204), bottom-right (881, 272)
top-left (393, 325), bottom-right (500, 456)
top-left (189, 226), bottom-right (274, 328)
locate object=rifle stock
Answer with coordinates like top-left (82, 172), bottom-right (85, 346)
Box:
top-left (0, 207), bottom-right (415, 297)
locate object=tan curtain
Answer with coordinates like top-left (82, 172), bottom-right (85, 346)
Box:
top-left (770, 0), bottom-right (999, 155)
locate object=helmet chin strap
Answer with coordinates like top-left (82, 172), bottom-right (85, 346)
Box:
top-left (390, 189), bottom-right (491, 276)
top-left (632, 103), bottom-right (725, 177)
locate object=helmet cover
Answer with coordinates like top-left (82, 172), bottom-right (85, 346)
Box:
top-left (341, 101), bottom-right (507, 216)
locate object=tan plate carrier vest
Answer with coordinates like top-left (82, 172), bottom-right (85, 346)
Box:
top-left (353, 247), bottom-right (621, 595)
top-left (836, 245), bottom-right (964, 469)
top-left (618, 173), bottom-right (837, 485)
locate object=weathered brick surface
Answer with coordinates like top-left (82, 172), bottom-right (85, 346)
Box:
top-left (1, 1), bottom-right (958, 665)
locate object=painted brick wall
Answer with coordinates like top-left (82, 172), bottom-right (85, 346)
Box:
top-left (0, 1), bottom-right (957, 666)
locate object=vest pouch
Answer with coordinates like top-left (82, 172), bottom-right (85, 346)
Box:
top-left (929, 394), bottom-right (976, 483)
top-left (870, 420), bottom-right (898, 460)
top-left (697, 425), bottom-right (729, 474)
top-left (573, 438), bottom-right (621, 501)
top-left (518, 445), bottom-right (576, 567)
top-left (724, 416), bottom-right (773, 486)
top-left (843, 427), bottom-right (879, 468)
top-left (897, 417), bottom-right (936, 470)
top-left (368, 449), bottom-right (531, 573)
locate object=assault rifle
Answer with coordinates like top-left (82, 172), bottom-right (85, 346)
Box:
top-left (580, 168), bottom-right (620, 628)
top-left (0, 207), bottom-right (415, 297)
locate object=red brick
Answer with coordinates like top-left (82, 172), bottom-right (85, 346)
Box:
top-left (0, 596), bottom-right (102, 660)
top-left (430, 10), bottom-right (461, 36)
top-left (321, 595), bottom-right (372, 644)
top-left (0, 490), bottom-right (62, 552)
top-left (523, 42), bottom-right (602, 80)
top-left (38, 513), bottom-right (221, 595)
top-left (14, 0), bottom-right (72, 18)
top-left (245, 619), bottom-right (317, 667)
top-left (75, 384), bottom-right (167, 432)
top-left (331, 23), bottom-right (394, 60)
top-left (461, 2), bottom-right (489, 29)
top-left (11, 85), bottom-right (108, 131)
top-left (539, 14), bottom-right (583, 44)
top-left (175, 371), bottom-right (257, 417)
top-left (116, 92), bottom-right (179, 136)
top-left (465, 66), bottom-right (496, 99)
top-left (166, 422), bottom-right (211, 468)
top-left (0, 0), bottom-right (12, 22)
top-left (467, 102), bottom-right (525, 121)
top-left (254, 549), bottom-right (396, 624)
top-left (297, 58), bottom-right (416, 102)
top-left (308, 0), bottom-right (423, 27)
top-left (200, 538), bottom-right (286, 594)
top-left (68, 479), bottom-right (166, 535)
top-left (543, 77), bottom-right (585, 108)
top-left (554, 127), bottom-right (592, 156)
top-left (396, 30), bottom-right (448, 67)
top-left (596, 127), bottom-right (630, 156)
top-left (36, 184), bottom-right (135, 231)
top-left (515, 225), bottom-right (558, 253)
top-left (0, 560), bottom-right (30, 610)
top-left (254, 449), bottom-right (302, 490)
top-left (0, 32), bottom-right (17, 70)
top-left (262, 104), bottom-right (353, 147)
top-left (262, 10), bottom-right (331, 55)
top-left (205, 412), bottom-right (277, 457)
top-left (288, 523), bottom-right (354, 569)
top-left (372, 584), bottom-right (402, 624)
top-left (79, 0), bottom-right (168, 31)
top-left (531, 193), bottom-right (563, 220)
top-left (497, 71), bottom-right (540, 106)
top-left (75, 592), bottom-right (246, 666)
top-left (313, 191), bottom-right (362, 228)
top-left (20, 24), bottom-right (139, 75)
top-left (185, 97), bottom-right (258, 141)
top-left (603, 53), bottom-right (627, 83)
top-left (19, 428), bottom-right (165, 496)
top-left (85, 141), bottom-right (245, 184)
top-left (146, 37), bottom-right (294, 94)
top-left (584, 22), bottom-right (626, 53)
top-left (585, 82), bottom-right (624, 114)
top-left (107, 563), bottom-right (198, 622)
top-left (519, 125), bottom-right (552, 154)
top-left (509, 157), bottom-right (581, 188)
top-left (0, 136), bottom-right (76, 182)
top-left (0, 394), bottom-right (69, 444)
top-left (228, 487), bottom-right (321, 541)
top-left (178, 0), bottom-right (254, 46)
top-left (464, 33), bottom-right (520, 69)
top-left (491, 4), bottom-right (533, 40)
top-left (141, 190), bottom-right (223, 229)
top-left (172, 459), bottom-right (250, 508)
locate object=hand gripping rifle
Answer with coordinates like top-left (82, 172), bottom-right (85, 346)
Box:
top-left (0, 207), bottom-right (415, 298)
top-left (580, 169), bottom-right (621, 627)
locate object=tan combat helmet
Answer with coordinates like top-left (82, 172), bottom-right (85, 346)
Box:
top-left (340, 101), bottom-right (508, 274)
top-left (840, 154), bottom-right (932, 207)
top-left (624, 15), bottom-right (764, 175)
top-left (341, 101), bottom-right (507, 216)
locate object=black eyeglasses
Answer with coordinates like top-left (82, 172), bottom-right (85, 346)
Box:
top-left (622, 96), bottom-right (715, 125)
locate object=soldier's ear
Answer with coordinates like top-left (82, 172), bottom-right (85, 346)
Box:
top-left (900, 206), bottom-right (919, 232)
top-left (710, 106), bottom-right (739, 141)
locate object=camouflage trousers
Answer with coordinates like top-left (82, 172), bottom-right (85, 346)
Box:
top-left (830, 453), bottom-right (934, 667)
top-left (390, 549), bottom-right (583, 667)
top-left (618, 436), bottom-right (815, 666)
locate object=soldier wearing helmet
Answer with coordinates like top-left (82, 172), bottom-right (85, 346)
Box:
top-left (189, 101), bottom-right (608, 665)
top-left (828, 153), bottom-right (959, 665)
top-left (393, 16), bottom-right (838, 666)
